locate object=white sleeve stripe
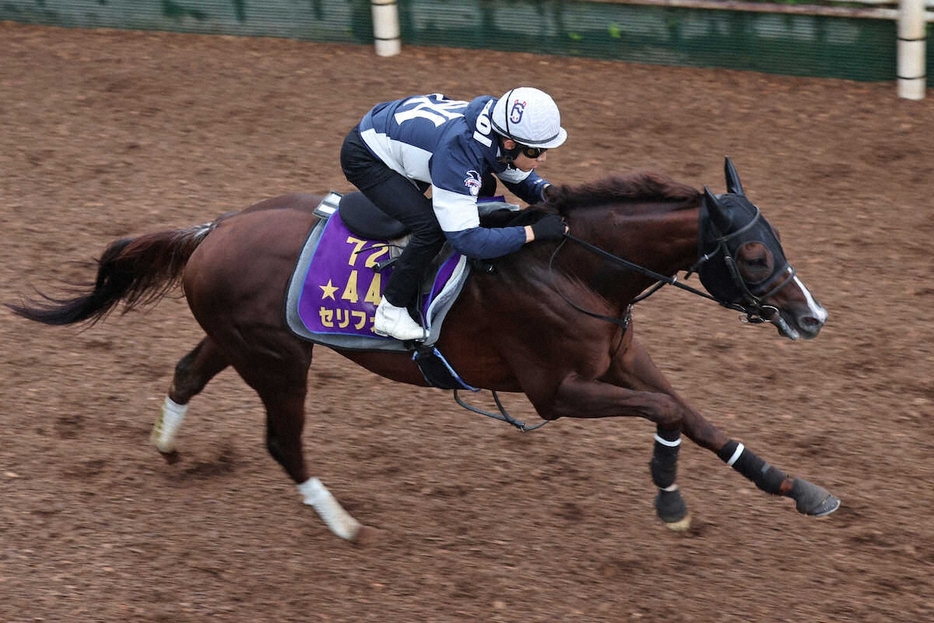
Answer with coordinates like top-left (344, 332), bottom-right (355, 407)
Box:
top-left (431, 186), bottom-right (480, 232)
top-left (359, 127), bottom-right (432, 182)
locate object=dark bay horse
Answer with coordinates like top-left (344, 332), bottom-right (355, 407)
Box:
top-left (8, 158), bottom-right (840, 542)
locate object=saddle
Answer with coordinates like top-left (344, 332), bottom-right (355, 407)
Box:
top-left (337, 191), bottom-right (408, 242)
top-left (284, 191), bottom-right (519, 390)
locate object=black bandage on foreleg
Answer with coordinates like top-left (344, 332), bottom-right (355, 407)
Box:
top-left (717, 440), bottom-right (787, 496)
top-left (649, 430), bottom-right (681, 489)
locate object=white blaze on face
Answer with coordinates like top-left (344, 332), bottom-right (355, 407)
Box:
top-left (795, 276), bottom-right (828, 324)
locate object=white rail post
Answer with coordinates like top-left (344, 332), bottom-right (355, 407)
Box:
top-left (371, 0), bottom-right (401, 57)
top-left (898, 0), bottom-right (927, 99)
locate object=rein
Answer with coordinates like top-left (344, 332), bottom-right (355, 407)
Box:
top-left (558, 234), bottom-right (733, 310)
top-left (547, 236), bottom-right (640, 329)
top-left (555, 222), bottom-right (793, 325)
top-left (465, 233), bottom-right (728, 434)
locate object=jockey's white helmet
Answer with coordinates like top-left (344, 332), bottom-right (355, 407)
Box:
top-left (490, 87), bottom-right (568, 149)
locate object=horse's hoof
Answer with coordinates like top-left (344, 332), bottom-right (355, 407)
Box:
top-left (664, 514), bottom-right (692, 532)
top-left (158, 449), bottom-right (181, 465)
top-left (351, 525), bottom-right (384, 547)
top-left (790, 478), bottom-right (841, 517)
top-left (655, 487), bottom-right (691, 531)
top-left (803, 494), bottom-right (841, 517)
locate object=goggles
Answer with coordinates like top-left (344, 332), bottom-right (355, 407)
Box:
top-left (519, 145), bottom-right (548, 159)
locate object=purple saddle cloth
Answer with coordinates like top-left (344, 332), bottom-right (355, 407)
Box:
top-left (285, 206), bottom-right (469, 352)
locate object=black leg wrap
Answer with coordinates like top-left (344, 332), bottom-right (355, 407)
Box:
top-left (650, 441), bottom-right (680, 489)
top-left (717, 440), bottom-right (740, 462)
top-left (718, 440), bottom-right (787, 496)
top-left (754, 464), bottom-right (788, 495)
top-left (649, 429), bottom-right (681, 489)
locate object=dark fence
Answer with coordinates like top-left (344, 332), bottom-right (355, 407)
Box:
top-left (1, 0), bottom-right (929, 82)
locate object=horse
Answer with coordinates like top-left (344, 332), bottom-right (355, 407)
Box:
top-left (8, 158), bottom-right (840, 543)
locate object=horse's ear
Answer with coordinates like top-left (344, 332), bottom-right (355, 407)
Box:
top-left (703, 185), bottom-right (720, 210)
top-left (703, 185), bottom-right (732, 232)
top-left (724, 157), bottom-right (744, 196)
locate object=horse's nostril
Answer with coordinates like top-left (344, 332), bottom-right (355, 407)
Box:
top-left (801, 315), bottom-right (825, 330)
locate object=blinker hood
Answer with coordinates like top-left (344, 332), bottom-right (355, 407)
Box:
top-left (697, 190), bottom-right (745, 305)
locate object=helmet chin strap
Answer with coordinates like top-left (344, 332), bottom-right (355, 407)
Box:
top-left (496, 135), bottom-right (522, 167)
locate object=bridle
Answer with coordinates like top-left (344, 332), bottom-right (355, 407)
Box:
top-left (700, 205), bottom-right (797, 323)
top-left (549, 204), bottom-right (797, 327)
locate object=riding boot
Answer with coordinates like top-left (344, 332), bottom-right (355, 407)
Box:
top-left (373, 298), bottom-right (426, 341)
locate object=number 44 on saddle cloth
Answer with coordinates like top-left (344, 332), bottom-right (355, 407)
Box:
top-left (285, 194), bottom-right (470, 354)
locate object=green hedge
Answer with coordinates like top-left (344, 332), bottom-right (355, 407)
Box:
top-left (1, 0), bottom-right (925, 82)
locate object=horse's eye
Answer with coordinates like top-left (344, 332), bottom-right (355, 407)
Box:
top-left (744, 256), bottom-right (771, 271)
top-left (737, 242), bottom-right (774, 283)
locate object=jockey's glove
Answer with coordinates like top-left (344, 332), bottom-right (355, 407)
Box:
top-left (531, 214), bottom-right (567, 242)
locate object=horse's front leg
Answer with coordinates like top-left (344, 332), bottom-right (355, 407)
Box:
top-left (525, 334), bottom-right (840, 524)
top-left (600, 333), bottom-right (712, 530)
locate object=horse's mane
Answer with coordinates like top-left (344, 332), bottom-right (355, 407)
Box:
top-left (548, 171), bottom-right (701, 215)
top-left (483, 171), bottom-right (702, 229)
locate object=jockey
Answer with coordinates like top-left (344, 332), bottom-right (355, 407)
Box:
top-left (340, 86), bottom-right (569, 341)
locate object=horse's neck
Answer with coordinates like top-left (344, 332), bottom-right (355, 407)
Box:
top-left (634, 206), bottom-right (701, 273)
top-left (568, 203), bottom-right (701, 301)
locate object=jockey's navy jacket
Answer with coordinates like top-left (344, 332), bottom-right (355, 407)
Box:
top-left (358, 93), bottom-right (552, 259)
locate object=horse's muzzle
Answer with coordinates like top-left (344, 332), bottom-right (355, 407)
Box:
top-left (772, 303), bottom-right (827, 341)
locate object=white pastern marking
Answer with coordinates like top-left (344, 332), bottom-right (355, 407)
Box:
top-left (151, 397), bottom-right (188, 453)
top-left (298, 478), bottom-right (362, 541)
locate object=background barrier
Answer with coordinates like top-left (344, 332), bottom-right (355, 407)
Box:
top-left (1, 0), bottom-right (930, 91)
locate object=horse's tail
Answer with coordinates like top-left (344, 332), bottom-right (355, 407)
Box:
top-left (7, 221), bottom-right (218, 326)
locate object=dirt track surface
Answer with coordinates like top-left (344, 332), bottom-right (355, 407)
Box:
top-left (2, 21), bottom-right (934, 623)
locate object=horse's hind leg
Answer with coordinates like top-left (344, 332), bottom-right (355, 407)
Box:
top-left (231, 343), bottom-right (368, 543)
top-left (151, 336), bottom-right (230, 457)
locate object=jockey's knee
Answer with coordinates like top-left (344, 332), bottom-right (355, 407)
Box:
top-left (410, 221), bottom-right (443, 240)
